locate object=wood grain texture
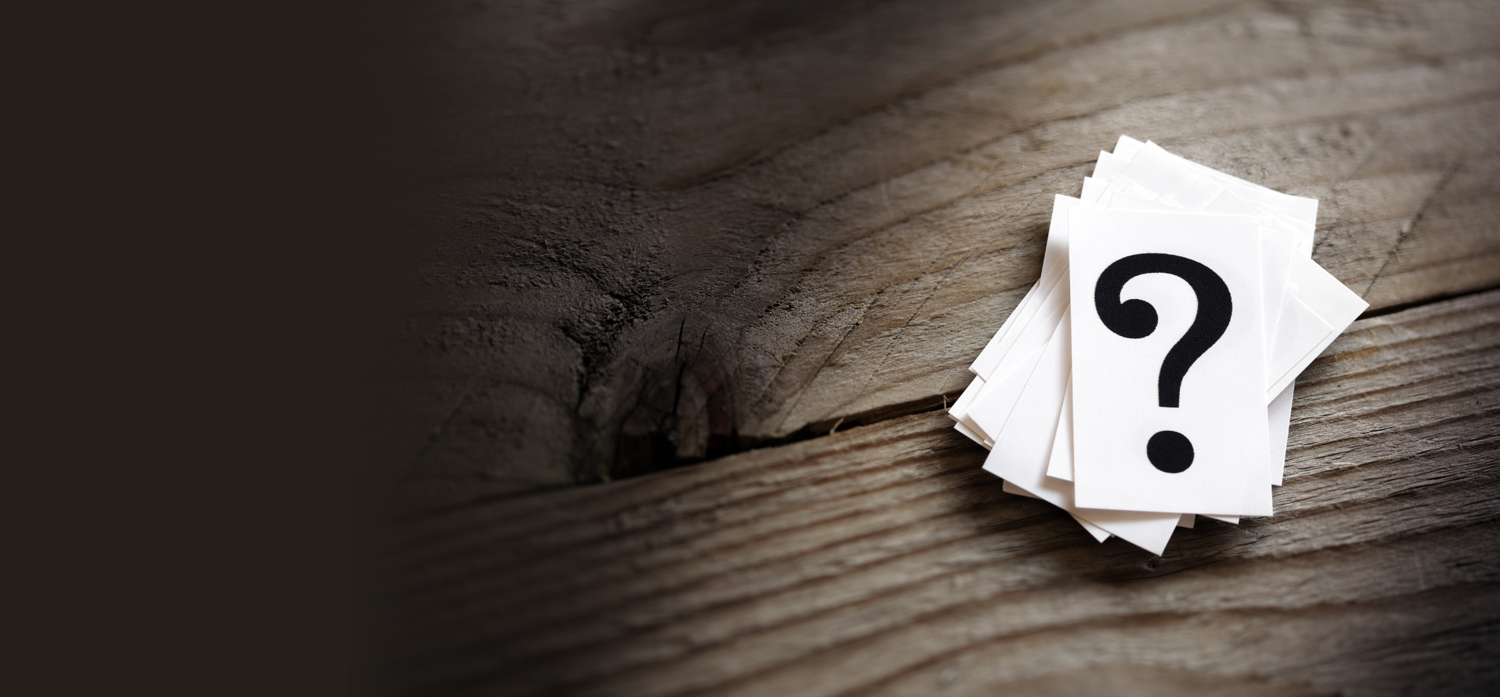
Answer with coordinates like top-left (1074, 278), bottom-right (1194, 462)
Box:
top-left (370, 289), bottom-right (1500, 697)
top-left (380, 0), bottom-right (1500, 505)
top-left (360, 2), bottom-right (1500, 693)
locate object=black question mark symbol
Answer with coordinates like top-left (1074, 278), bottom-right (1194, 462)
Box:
top-left (1094, 253), bottom-right (1232, 473)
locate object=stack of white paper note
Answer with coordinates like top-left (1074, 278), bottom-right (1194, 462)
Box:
top-left (948, 136), bottom-right (1367, 554)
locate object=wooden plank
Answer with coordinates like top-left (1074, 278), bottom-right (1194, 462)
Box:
top-left (388, 0), bottom-right (1500, 502)
top-left (372, 289), bottom-right (1500, 697)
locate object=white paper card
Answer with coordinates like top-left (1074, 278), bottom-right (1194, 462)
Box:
top-left (954, 136), bottom-right (1368, 553)
top-left (1069, 208), bottom-right (1272, 516)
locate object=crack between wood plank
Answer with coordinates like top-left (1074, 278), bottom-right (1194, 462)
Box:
top-left (1359, 281), bottom-right (1500, 320)
top-left (391, 278), bottom-right (1500, 530)
top-left (696, 286), bottom-right (1500, 477)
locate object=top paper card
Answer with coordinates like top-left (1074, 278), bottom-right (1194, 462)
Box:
top-left (1069, 209), bottom-right (1272, 517)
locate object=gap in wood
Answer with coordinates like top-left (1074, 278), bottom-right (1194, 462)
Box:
top-left (607, 284), bottom-right (1500, 485)
top-left (1358, 283), bottom-right (1500, 320)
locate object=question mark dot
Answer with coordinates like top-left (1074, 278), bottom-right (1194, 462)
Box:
top-left (1147, 431), bottom-right (1194, 473)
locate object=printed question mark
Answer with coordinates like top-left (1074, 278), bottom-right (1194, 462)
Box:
top-left (1094, 253), bottom-right (1232, 473)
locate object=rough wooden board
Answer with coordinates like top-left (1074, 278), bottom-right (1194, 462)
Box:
top-left (385, 0), bottom-right (1500, 503)
top-left (372, 289), bottom-right (1500, 697)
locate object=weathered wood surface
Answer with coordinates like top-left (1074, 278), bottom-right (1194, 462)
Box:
top-left (385, 0), bottom-right (1500, 508)
top-left (372, 290), bottom-right (1500, 696)
top-left (366, 1), bottom-right (1500, 694)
